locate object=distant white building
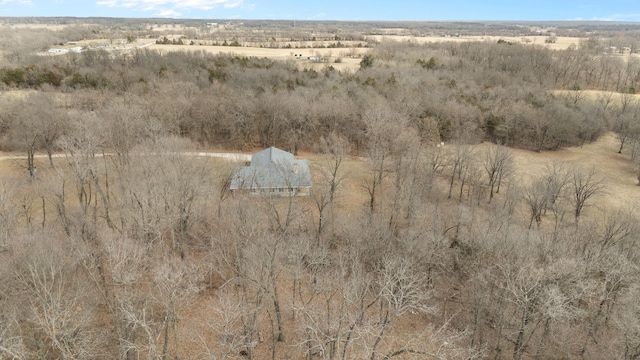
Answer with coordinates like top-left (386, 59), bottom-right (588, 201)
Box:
top-left (48, 48), bottom-right (69, 54)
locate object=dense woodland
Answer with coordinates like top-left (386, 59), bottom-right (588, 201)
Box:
top-left (1, 20), bottom-right (640, 360)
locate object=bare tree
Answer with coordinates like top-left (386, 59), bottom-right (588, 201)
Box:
top-left (569, 165), bottom-right (605, 221)
top-left (0, 309), bottom-right (27, 360)
top-left (386, 129), bottom-right (421, 233)
top-left (523, 178), bottom-right (549, 229)
top-left (11, 237), bottom-right (100, 359)
top-left (564, 86), bottom-right (586, 105)
top-left (313, 133), bottom-right (350, 237)
top-left (496, 263), bottom-right (548, 360)
top-left (614, 285), bottom-right (640, 360)
top-left (523, 162), bottom-right (571, 229)
top-left (483, 143), bottom-right (513, 203)
top-left (361, 103), bottom-right (408, 216)
top-left (99, 99), bottom-right (148, 168)
top-left (56, 111), bottom-right (106, 240)
top-left (613, 108), bottom-right (640, 154)
top-left (580, 254), bottom-right (636, 357)
top-left (101, 234), bottom-right (150, 360)
top-left (457, 148), bottom-right (481, 203)
top-left (294, 257), bottom-right (374, 360)
top-left (596, 91), bottom-right (616, 110)
top-left (0, 247), bottom-right (27, 360)
top-left (0, 177), bottom-right (17, 248)
top-left (447, 142), bottom-right (474, 199)
top-left (153, 259), bottom-right (203, 360)
top-left (4, 93), bottom-right (67, 176)
top-left (195, 290), bottom-right (255, 360)
top-left (116, 137), bottom-right (213, 254)
top-left (594, 208), bottom-right (637, 259)
top-left (619, 91), bottom-right (637, 115)
top-left (368, 258), bottom-right (433, 360)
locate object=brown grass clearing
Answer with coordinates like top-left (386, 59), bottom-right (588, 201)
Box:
top-left (149, 43), bottom-right (366, 71)
top-left (367, 34), bottom-right (584, 50)
top-left (554, 89), bottom-right (640, 104)
top-left (0, 156), bottom-right (34, 178)
top-left (304, 131), bottom-right (640, 221)
top-left (40, 37), bottom-right (368, 71)
top-left (0, 89), bottom-right (38, 99)
top-left (507, 131), bottom-right (640, 214)
top-left (308, 154), bottom-right (371, 214)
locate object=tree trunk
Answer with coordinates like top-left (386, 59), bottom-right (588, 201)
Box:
top-left (370, 311), bottom-right (389, 360)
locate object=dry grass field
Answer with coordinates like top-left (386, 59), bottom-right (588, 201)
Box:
top-left (367, 34), bottom-right (583, 50)
top-left (143, 34), bottom-right (587, 70)
top-left (555, 89), bottom-right (640, 102)
top-left (293, 132), bottom-right (640, 231)
top-left (505, 132), bottom-right (639, 214)
top-left (149, 43), bottom-right (367, 71)
top-left (0, 89), bottom-right (37, 98)
top-left (340, 131), bottom-right (639, 218)
top-left (33, 31), bottom-right (598, 72)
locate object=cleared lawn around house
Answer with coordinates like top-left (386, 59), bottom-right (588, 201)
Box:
top-left (3, 130), bottom-right (636, 221)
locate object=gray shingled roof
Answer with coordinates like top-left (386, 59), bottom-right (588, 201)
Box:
top-left (230, 147), bottom-right (312, 190)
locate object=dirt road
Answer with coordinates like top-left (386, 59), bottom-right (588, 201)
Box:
top-left (0, 152), bottom-right (251, 162)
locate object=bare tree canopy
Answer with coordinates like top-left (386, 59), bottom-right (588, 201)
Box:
top-left (2, 20), bottom-right (640, 360)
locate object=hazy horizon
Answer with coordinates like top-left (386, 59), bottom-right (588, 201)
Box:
top-left (2, 0), bottom-right (640, 22)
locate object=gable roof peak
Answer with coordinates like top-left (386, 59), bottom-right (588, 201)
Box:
top-left (251, 146), bottom-right (293, 167)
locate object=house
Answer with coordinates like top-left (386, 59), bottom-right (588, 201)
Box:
top-left (230, 147), bottom-right (312, 196)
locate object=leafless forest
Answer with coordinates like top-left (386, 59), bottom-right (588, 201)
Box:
top-left (2, 18), bottom-right (640, 360)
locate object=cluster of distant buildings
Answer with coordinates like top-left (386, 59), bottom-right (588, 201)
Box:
top-left (293, 53), bottom-right (323, 61)
top-left (608, 46), bottom-right (633, 54)
top-left (47, 41), bottom-right (116, 55)
top-left (47, 42), bottom-right (85, 54)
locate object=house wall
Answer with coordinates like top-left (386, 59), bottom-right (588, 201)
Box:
top-left (232, 186), bottom-right (311, 197)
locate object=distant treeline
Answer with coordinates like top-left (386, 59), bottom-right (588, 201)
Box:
top-left (0, 64), bottom-right (111, 89)
top-left (2, 39), bottom-right (638, 153)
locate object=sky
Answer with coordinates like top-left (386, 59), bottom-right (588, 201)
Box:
top-left (1, 0), bottom-right (640, 21)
